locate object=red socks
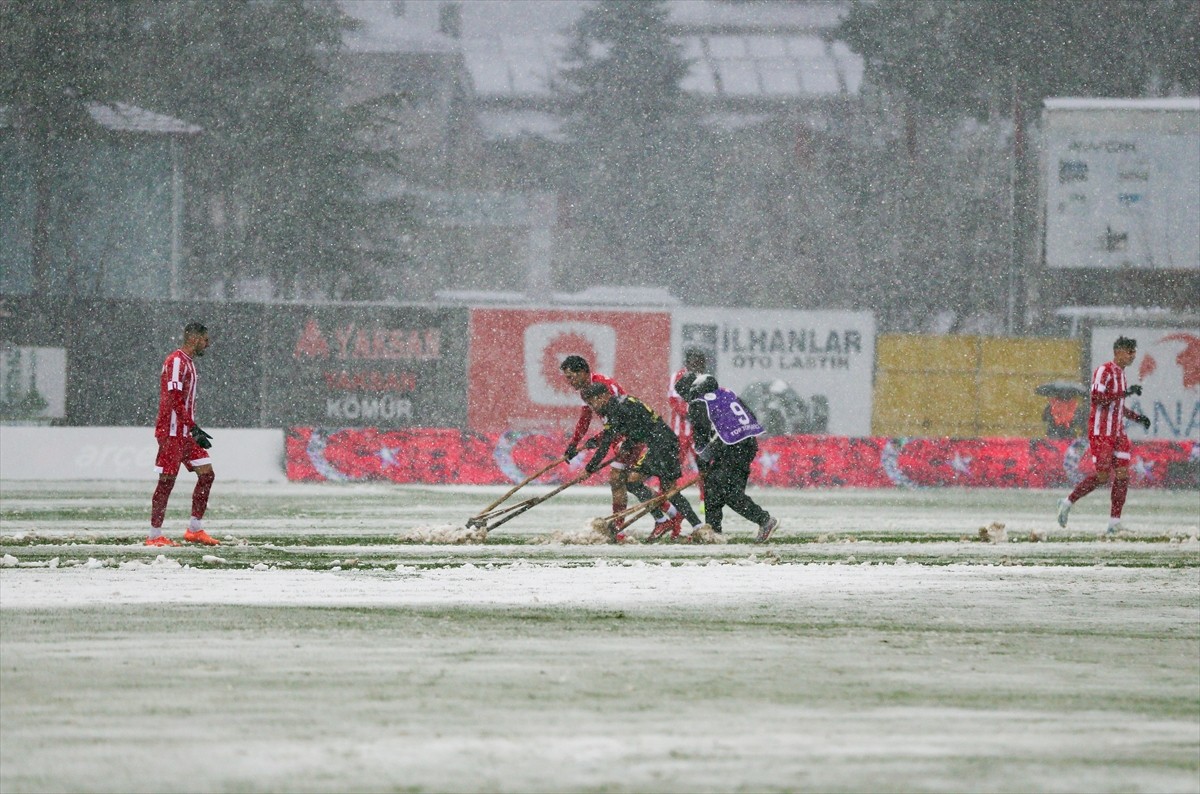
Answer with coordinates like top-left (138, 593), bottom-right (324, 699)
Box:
top-left (1068, 475), bottom-right (1098, 503)
top-left (1069, 473), bottom-right (1128, 518)
top-left (192, 471), bottom-right (215, 520)
top-left (1110, 477), bottom-right (1128, 519)
top-left (150, 478), bottom-right (175, 528)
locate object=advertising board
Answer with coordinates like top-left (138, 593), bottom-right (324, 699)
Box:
top-left (0, 345), bottom-right (66, 423)
top-left (261, 305), bottom-right (469, 428)
top-left (284, 427), bottom-right (1195, 489)
top-left (1043, 98), bottom-right (1200, 270)
top-left (467, 308), bottom-right (671, 434)
top-left (672, 309), bottom-right (876, 436)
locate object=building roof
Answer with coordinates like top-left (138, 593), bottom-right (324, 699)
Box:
top-left (340, 0), bottom-right (862, 102)
top-left (0, 101), bottom-right (201, 134)
top-left (85, 102), bottom-right (202, 134)
top-left (1043, 97), bottom-right (1200, 112)
top-left (462, 32), bottom-right (861, 100)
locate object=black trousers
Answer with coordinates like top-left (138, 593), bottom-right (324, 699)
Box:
top-left (627, 437), bottom-right (700, 526)
top-left (701, 437), bottom-right (768, 532)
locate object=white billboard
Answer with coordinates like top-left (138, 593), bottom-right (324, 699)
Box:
top-left (1043, 98), bottom-right (1199, 270)
top-left (671, 309), bottom-right (875, 436)
top-left (0, 345), bottom-right (66, 422)
top-left (1090, 326), bottom-right (1200, 441)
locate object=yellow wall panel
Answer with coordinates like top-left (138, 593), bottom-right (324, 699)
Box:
top-left (979, 338), bottom-right (1083, 377)
top-left (977, 374), bottom-right (1048, 428)
top-left (873, 335), bottom-right (1085, 438)
top-left (872, 371), bottom-right (976, 435)
top-left (877, 334), bottom-right (979, 372)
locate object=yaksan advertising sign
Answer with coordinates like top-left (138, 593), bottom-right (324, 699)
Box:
top-left (467, 308), bottom-right (671, 434)
top-left (263, 306), bottom-right (468, 428)
top-left (1090, 326), bottom-right (1200, 441)
top-left (673, 309), bottom-right (876, 436)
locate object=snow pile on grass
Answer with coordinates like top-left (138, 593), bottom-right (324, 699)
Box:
top-left (978, 522), bottom-right (1008, 544)
top-left (688, 524), bottom-right (725, 545)
top-left (397, 524), bottom-right (488, 544)
top-left (537, 521), bottom-right (618, 545)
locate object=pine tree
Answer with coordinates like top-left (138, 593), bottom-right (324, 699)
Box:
top-left (555, 0), bottom-right (704, 289)
top-left (119, 0), bottom-right (372, 299)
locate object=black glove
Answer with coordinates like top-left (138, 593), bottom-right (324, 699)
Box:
top-left (583, 435), bottom-right (601, 449)
top-left (1133, 413), bottom-right (1150, 430)
top-left (190, 425), bottom-right (213, 449)
top-left (1124, 385), bottom-right (1142, 397)
top-left (563, 444), bottom-right (578, 461)
top-left (585, 456), bottom-right (602, 475)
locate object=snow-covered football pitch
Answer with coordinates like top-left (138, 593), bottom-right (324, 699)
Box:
top-left (2, 480), bottom-right (1197, 794)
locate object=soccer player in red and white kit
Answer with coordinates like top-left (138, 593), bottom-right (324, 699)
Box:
top-left (1057, 336), bottom-right (1151, 534)
top-left (146, 322), bottom-right (219, 547)
top-left (559, 355), bottom-right (651, 537)
top-left (668, 348), bottom-right (708, 502)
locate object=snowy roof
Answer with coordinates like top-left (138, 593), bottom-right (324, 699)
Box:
top-left (84, 102), bottom-right (202, 134)
top-left (477, 109), bottom-right (565, 142)
top-left (462, 32), bottom-right (860, 100)
top-left (0, 101), bottom-right (201, 134)
top-left (339, 0), bottom-right (458, 54)
top-left (552, 286), bottom-right (681, 307)
top-left (339, 0), bottom-right (861, 101)
top-left (1043, 97), bottom-right (1200, 112)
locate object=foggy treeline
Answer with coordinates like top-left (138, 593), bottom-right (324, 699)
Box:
top-left (1, 0), bottom-right (1196, 332)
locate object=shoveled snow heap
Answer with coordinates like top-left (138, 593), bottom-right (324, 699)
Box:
top-left (397, 524), bottom-right (489, 544)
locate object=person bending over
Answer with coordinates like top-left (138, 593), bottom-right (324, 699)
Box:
top-left (676, 373), bottom-right (778, 543)
top-left (560, 355), bottom-right (644, 534)
top-left (581, 383), bottom-right (702, 542)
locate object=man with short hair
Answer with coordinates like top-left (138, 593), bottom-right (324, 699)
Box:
top-left (1057, 336), bottom-right (1150, 534)
top-left (560, 355), bottom-right (644, 536)
top-left (676, 372), bottom-right (778, 543)
top-left (582, 383), bottom-right (703, 541)
top-left (146, 322), bottom-right (219, 547)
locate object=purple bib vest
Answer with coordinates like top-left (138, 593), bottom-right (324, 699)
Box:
top-left (698, 388), bottom-right (765, 445)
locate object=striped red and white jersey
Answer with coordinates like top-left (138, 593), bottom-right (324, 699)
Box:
top-left (568, 372), bottom-right (626, 448)
top-left (1088, 360), bottom-right (1130, 439)
top-left (667, 366), bottom-right (692, 439)
top-left (155, 349), bottom-right (198, 439)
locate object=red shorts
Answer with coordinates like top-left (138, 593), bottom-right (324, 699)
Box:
top-left (1088, 434), bottom-right (1131, 473)
top-left (155, 435), bottom-right (212, 477)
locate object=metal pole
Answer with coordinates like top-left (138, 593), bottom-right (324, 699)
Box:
top-left (170, 136), bottom-right (182, 300)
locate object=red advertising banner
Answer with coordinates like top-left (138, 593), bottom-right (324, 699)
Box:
top-left (286, 427), bottom-right (1197, 489)
top-left (466, 308), bottom-right (672, 434)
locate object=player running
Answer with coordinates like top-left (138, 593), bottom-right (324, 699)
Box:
top-left (146, 321), bottom-right (220, 547)
top-left (1056, 336), bottom-right (1151, 534)
top-left (581, 383), bottom-right (703, 542)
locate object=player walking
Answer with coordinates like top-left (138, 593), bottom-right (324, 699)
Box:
top-left (1057, 336), bottom-right (1150, 534)
top-left (581, 383), bottom-right (703, 542)
top-left (146, 322), bottom-right (219, 547)
top-left (676, 373), bottom-right (778, 543)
